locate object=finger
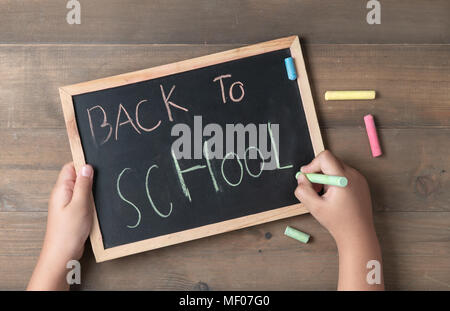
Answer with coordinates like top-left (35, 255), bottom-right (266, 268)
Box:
top-left (300, 150), bottom-right (345, 176)
top-left (50, 162), bottom-right (77, 208)
top-left (294, 174), bottom-right (323, 213)
top-left (312, 182), bottom-right (323, 193)
top-left (71, 165), bottom-right (94, 209)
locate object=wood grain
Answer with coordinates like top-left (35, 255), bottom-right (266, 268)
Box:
top-left (0, 0), bottom-right (448, 44)
top-left (1, 128), bottom-right (448, 213)
top-left (1, 0), bottom-right (449, 289)
top-left (0, 44), bottom-right (448, 129)
top-left (60, 37), bottom-right (297, 95)
top-left (1, 212), bottom-right (448, 290)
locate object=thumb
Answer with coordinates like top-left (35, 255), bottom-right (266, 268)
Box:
top-left (71, 165), bottom-right (94, 207)
top-left (294, 173), bottom-right (323, 212)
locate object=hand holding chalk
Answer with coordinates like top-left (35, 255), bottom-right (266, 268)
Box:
top-left (295, 172), bottom-right (348, 187)
top-left (294, 151), bottom-right (383, 290)
top-left (294, 151), bottom-right (377, 247)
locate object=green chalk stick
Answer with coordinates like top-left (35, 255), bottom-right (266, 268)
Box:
top-left (295, 172), bottom-right (348, 187)
top-left (284, 226), bottom-right (310, 244)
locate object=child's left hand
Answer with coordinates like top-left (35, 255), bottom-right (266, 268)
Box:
top-left (28, 162), bottom-right (94, 290)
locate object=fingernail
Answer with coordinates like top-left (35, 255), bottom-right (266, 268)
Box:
top-left (81, 165), bottom-right (93, 178)
top-left (297, 173), bottom-right (306, 184)
top-left (300, 166), bottom-right (306, 172)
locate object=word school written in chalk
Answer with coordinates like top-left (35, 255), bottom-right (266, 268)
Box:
top-left (117, 121), bottom-right (292, 229)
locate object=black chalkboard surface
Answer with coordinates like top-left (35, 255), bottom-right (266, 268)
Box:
top-left (60, 36), bottom-right (323, 262)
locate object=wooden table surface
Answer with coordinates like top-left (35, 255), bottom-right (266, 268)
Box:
top-left (0, 1), bottom-right (449, 290)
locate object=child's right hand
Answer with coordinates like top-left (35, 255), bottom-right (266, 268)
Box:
top-left (294, 150), bottom-right (376, 249)
top-left (295, 150), bottom-right (384, 290)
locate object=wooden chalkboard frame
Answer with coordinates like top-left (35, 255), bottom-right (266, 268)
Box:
top-left (59, 36), bottom-right (324, 262)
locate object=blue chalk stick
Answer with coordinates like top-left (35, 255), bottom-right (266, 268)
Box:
top-left (284, 57), bottom-right (297, 80)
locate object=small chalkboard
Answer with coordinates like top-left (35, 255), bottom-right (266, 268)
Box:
top-left (60, 36), bottom-right (323, 262)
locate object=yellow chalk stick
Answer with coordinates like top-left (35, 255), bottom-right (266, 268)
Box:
top-left (325, 90), bottom-right (376, 101)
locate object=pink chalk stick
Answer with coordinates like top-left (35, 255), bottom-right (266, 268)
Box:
top-left (364, 114), bottom-right (382, 157)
